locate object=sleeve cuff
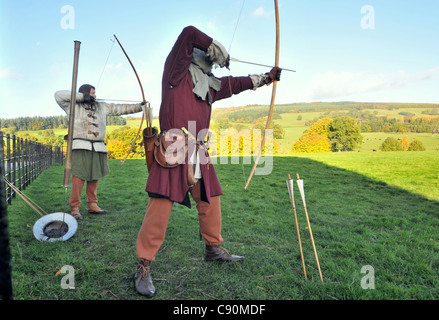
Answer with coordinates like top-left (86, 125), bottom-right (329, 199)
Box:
top-left (249, 74), bottom-right (270, 90)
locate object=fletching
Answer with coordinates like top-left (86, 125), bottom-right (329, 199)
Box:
top-left (296, 179), bottom-right (305, 204)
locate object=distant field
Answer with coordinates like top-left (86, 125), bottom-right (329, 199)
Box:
top-left (360, 132), bottom-right (439, 152)
top-left (10, 107), bottom-right (439, 153)
top-left (106, 118), bottom-right (160, 134)
top-left (18, 128), bottom-right (67, 140)
top-left (361, 108), bottom-right (434, 120)
top-left (220, 107), bottom-right (439, 153)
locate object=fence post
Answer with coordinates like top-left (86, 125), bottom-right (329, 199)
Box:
top-left (18, 137), bottom-right (23, 191)
top-left (24, 139), bottom-right (29, 188)
top-left (6, 135), bottom-right (11, 205)
top-left (11, 136), bottom-right (16, 201)
top-left (31, 141), bottom-right (35, 182)
top-left (0, 130), bottom-right (14, 300)
top-left (0, 132), bottom-right (3, 177)
top-left (0, 132), bottom-right (3, 185)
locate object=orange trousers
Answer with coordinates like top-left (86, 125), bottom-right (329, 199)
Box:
top-left (136, 182), bottom-right (223, 262)
top-left (69, 175), bottom-right (99, 208)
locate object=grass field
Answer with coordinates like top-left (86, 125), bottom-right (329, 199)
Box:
top-left (5, 151), bottom-right (438, 301)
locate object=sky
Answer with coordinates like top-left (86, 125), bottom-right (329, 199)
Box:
top-left (1, 0), bottom-right (438, 119)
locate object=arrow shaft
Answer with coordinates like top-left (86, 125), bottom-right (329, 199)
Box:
top-left (230, 57), bottom-right (296, 72)
top-left (287, 174), bottom-right (307, 280)
top-left (296, 173), bottom-right (323, 283)
top-left (97, 99), bottom-right (142, 103)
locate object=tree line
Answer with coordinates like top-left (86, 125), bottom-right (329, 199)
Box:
top-left (305, 110), bottom-right (439, 134)
top-left (3, 102), bottom-right (436, 158)
top-left (379, 136), bottom-right (425, 151)
top-left (0, 115), bottom-right (127, 133)
top-left (213, 102), bottom-right (439, 123)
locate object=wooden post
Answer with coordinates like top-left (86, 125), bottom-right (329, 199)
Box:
top-left (0, 131), bottom-right (13, 300)
top-left (63, 40), bottom-right (81, 188)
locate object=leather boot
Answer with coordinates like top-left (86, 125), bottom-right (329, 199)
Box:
top-left (205, 245), bottom-right (244, 262)
top-left (134, 260), bottom-right (155, 297)
top-left (70, 207), bottom-right (83, 220)
top-left (88, 203), bottom-right (107, 214)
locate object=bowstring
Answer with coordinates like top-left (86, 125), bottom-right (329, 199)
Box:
top-left (96, 37), bottom-right (116, 90)
top-left (227, 0), bottom-right (245, 54)
top-left (225, 0), bottom-right (247, 185)
top-left (226, 0), bottom-right (245, 96)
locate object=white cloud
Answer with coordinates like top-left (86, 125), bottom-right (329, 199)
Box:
top-left (252, 6), bottom-right (270, 17)
top-left (207, 17), bottom-right (219, 31)
top-left (49, 63), bottom-right (63, 77)
top-left (0, 67), bottom-right (26, 79)
top-left (100, 63), bottom-right (123, 72)
top-left (305, 67), bottom-right (439, 100)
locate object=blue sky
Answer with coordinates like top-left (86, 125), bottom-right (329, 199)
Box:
top-left (1, 0), bottom-right (438, 119)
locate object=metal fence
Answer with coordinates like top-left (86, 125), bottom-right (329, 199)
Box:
top-left (1, 131), bottom-right (63, 205)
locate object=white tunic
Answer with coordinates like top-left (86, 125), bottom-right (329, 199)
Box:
top-left (55, 90), bottom-right (143, 153)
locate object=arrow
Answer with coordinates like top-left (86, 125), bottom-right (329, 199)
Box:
top-left (96, 98), bottom-right (142, 103)
top-left (230, 57), bottom-right (296, 72)
top-left (286, 174), bottom-right (307, 280)
top-left (296, 177), bottom-right (305, 205)
top-left (296, 173), bottom-right (323, 283)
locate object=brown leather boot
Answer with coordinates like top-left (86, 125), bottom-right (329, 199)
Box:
top-left (88, 203), bottom-right (107, 214)
top-left (205, 245), bottom-right (244, 262)
top-left (70, 207), bottom-right (83, 220)
top-left (134, 260), bottom-right (155, 297)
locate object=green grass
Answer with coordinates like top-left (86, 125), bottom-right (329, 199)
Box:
top-left (291, 151), bottom-right (439, 201)
top-left (5, 153), bottom-right (439, 300)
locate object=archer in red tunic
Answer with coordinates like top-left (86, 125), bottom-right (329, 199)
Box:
top-left (135, 26), bottom-right (281, 297)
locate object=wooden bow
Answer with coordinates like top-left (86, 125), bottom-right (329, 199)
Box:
top-left (244, 0), bottom-right (280, 190)
top-left (113, 34), bottom-right (151, 166)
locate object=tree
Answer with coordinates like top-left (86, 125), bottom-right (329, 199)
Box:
top-left (328, 116), bottom-right (363, 151)
top-left (271, 123), bottom-right (285, 139)
top-left (40, 129), bottom-right (63, 147)
top-left (212, 127), bottom-right (280, 156)
top-left (212, 116), bottom-right (230, 130)
top-left (106, 139), bottom-right (130, 159)
top-left (400, 136), bottom-right (410, 151)
top-left (432, 119), bottom-right (438, 136)
top-left (1, 127), bottom-right (17, 135)
top-left (105, 126), bottom-right (144, 157)
top-left (17, 133), bottom-right (39, 143)
top-left (291, 118), bottom-right (332, 153)
top-left (379, 137), bottom-right (403, 151)
top-left (408, 139), bottom-right (425, 151)
top-left (32, 120), bottom-right (45, 130)
top-left (253, 117), bottom-right (285, 139)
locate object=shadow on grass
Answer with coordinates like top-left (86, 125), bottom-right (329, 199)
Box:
top-left (5, 157), bottom-right (439, 300)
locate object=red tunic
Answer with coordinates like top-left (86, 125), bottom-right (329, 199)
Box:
top-left (145, 26), bottom-right (254, 206)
